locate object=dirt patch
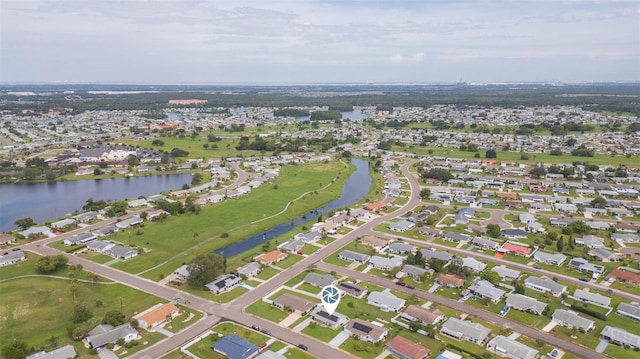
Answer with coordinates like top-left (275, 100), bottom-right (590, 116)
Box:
top-left (620, 247), bottom-right (640, 259)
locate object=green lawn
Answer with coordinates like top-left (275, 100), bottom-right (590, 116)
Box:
top-left (301, 323), bottom-right (342, 342)
top-left (255, 266), bottom-right (282, 281)
top-left (275, 254), bottom-right (304, 269)
top-left (245, 300), bottom-right (290, 323)
top-left (164, 306), bottom-right (204, 333)
top-left (339, 337), bottom-right (383, 359)
top-left (297, 283), bottom-right (321, 295)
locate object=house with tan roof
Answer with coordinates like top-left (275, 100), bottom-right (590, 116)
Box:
top-left (436, 273), bottom-right (466, 288)
top-left (344, 318), bottom-right (387, 343)
top-left (386, 335), bottom-right (430, 359)
top-left (135, 303), bottom-right (180, 329)
top-left (400, 305), bottom-right (444, 326)
top-left (255, 250), bottom-right (288, 265)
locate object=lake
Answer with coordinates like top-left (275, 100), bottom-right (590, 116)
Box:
top-left (0, 174), bottom-right (193, 232)
top-left (216, 158), bottom-right (371, 258)
top-left (295, 108), bottom-right (367, 122)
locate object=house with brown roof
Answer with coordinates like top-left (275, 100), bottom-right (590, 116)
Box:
top-left (344, 318), bottom-right (387, 343)
top-left (609, 269), bottom-right (640, 286)
top-left (497, 192), bottom-right (518, 199)
top-left (436, 273), bottom-right (466, 288)
top-left (255, 250), bottom-right (288, 265)
top-left (360, 236), bottom-right (388, 251)
top-left (400, 305), bottom-right (445, 326)
top-left (386, 335), bottom-right (430, 359)
top-left (272, 293), bottom-right (316, 314)
top-left (135, 303), bottom-right (180, 329)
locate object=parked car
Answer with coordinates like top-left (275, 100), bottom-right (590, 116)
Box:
top-left (533, 265), bottom-right (541, 269)
top-left (579, 278), bottom-right (589, 282)
top-left (395, 281), bottom-right (406, 287)
top-left (259, 342), bottom-right (267, 350)
top-left (297, 344), bottom-right (308, 351)
top-left (406, 284), bottom-right (415, 289)
top-left (251, 325), bottom-right (260, 331)
top-left (261, 328), bottom-right (271, 335)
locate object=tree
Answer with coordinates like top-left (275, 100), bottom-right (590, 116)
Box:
top-left (71, 304), bottom-right (93, 323)
top-left (480, 270), bottom-right (501, 285)
top-left (152, 139), bottom-right (164, 146)
top-left (36, 255), bottom-right (68, 274)
top-left (419, 188), bottom-right (431, 200)
top-left (2, 341), bottom-right (28, 359)
top-left (529, 166), bottom-right (547, 179)
top-left (590, 196), bottom-right (607, 209)
top-left (191, 173), bottom-right (203, 185)
top-left (14, 217), bottom-right (35, 230)
top-left (485, 149), bottom-right (497, 159)
top-left (556, 237), bottom-right (564, 252)
top-left (514, 282), bottom-right (526, 294)
top-left (486, 224), bottom-right (501, 238)
top-left (186, 253), bottom-right (226, 288)
top-left (422, 168), bottom-right (454, 182)
top-left (102, 310), bottom-right (126, 326)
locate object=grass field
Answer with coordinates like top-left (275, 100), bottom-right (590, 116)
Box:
top-left (95, 160), bottom-right (353, 278)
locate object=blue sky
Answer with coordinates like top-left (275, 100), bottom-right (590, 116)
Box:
top-left (1, 0), bottom-right (638, 84)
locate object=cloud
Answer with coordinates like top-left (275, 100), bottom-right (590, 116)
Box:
top-left (389, 54), bottom-right (404, 63)
top-left (411, 52), bottom-right (425, 63)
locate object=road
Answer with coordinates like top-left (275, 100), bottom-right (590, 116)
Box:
top-left (19, 159), bottom-right (623, 359)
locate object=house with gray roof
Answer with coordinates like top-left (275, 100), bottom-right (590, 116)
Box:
top-left (310, 307), bottom-right (349, 329)
top-left (533, 251), bottom-right (566, 265)
top-left (397, 264), bottom-right (429, 280)
top-left (26, 345), bottom-right (77, 359)
top-left (19, 226), bottom-right (53, 238)
top-left (567, 257), bottom-right (605, 278)
top-left (367, 289), bottom-right (406, 312)
top-left (472, 237), bottom-right (501, 251)
top-left (589, 248), bottom-right (619, 262)
top-left (84, 323), bottom-right (138, 348)
top-left (344, 318), bottom-right (388, 343)
top-left (370, 256), bottom-right (404, 271)
top-left (617, 302), bottom-right (640, 322)
top-left (612, 233), bottom-right (639, 243)
top-left (501, 229), bottom-right (527, 240)
top-left (304, 272), bottom-right (336, 288)
top-left (573, 289), bottom-right (611, 308)
top-left (105, 245), bottom-right (138, 259)
top-left (550, 218), bottom-right (573, 227)
top-left (486, 335), bottom-right (538, 359)
top-left (278, 239), bottom-right (305, 253)
top-left (462, 257), bottom-right (487, 272)
top-left (115, 216), bottom-right (142, 229)
top-left (470, 280), bottom-right (506, 303)
top-left (63, 232), bottom-right (96, 246)
top-left (601, 326), bottom-right (640, 349)
top-left (575, 235), bottom-right (605, 249)
top-left (73, 211), bottom-right (98, 223)
top-left (389, 219), bottom-right (415, 232)
top-left (492, 267), bottom-right (521, 281)
top-left (295, 231), bottom-right (321, 243)
top-left (552, 309), bottom-right (595, 332)
top-left (93, 223), bottom-right (117, 237)
top-left (524, 277), bottom-right (566, 297)
top-left (237, 262), bottom-right (261, 278)
top-left (506, 293), bottom-right (547, 315)
top-left (420, 249), bottom-right (452, 262)
top-left (212, 334), bottom-right (259, 359)
top-left (400, 305), bottom-right (445, 326)
top-left (205, 274), bottom-right (242, 294)
top-left (388, 242), bottom-right (417, 255)
top-left (338, 250), bottom-right (370, 264)
top-left (50, 218), bottom-right (76, 230)
top-left (173, 265), bottom-right (190, 280)
top-left (86, 240), bottom-right (115, 253)
top-left (440, 318), bottom-right (490, 344)
top-left (0, 251), bottom-right (26, 267)
top-left (338, 281), bottom-right (367, 299)
top-left (444, 232), bottom-right (470, 243)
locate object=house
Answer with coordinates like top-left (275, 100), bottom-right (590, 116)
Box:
top-left (26, 345), bottom-right (77, 359)
top-left (367, 289), bottom-right (406, 312)
top-left (105, 245), bottom-right (138, 259)
top-left (472, 237), bottom-right (501, 251)
top-left (388, 242), bottom-right (417, 254)
top-left (255, 351), bottom-right (286, 359)
top-left (84, 323), bottom-right (138, 348)
top-left (573, 289), bottom-right (611, 308)
top-left (386, 335), bottom-right (430, 359)
top-left (63, 232), bottom-right (97, 246)
top-left (93, 224), bottom-right (117, 237)
top-left (205, 274), bottom-right (242, 294)
top-left (86, 240), bottom-right (115, 253)
top-left (212, 334), bottom-right (259, 359)
top-left (304, 272), bottom-right (336, 288)
top-left (454, 208), bottom-right (475, 224)
top-left (389, 219), bottom-right (415, 232)
top-left (501, 229), bottom-right (527, 240)
top-left (436, 274), bottom-right (466, 288)
top-left (50, 218), bottom-right (76, 230)
top-left (524, 277), bottom-right (566, 297)
top-left (338, 250), bottom-right (370, 264)
top-left (617, 302), bottom-right (640, 322)
top-left (506, 294), bottom-right (547, 315)
top-left (309, 307), bottom-right (349, 329)
top-left (436, 350), bottom-right (463, 359)
top-left (400, 305), bottom-right (444, 326)
top-left (462, 257), bottom-right (487, 272)
top-left (440, 318), bottom-right (490, 344)
top-left (492, 266), bottom-right (521, 281)
top-left (550, 218), bottom-right (573, 227)
top-left (19, 226), bottom-right (53, 238)
top-left (611, 233), bottom-right (639, 243)
top-left (552, 309), bottom-right (595, 332)
top-left (589, 248), bottom-right (619, 262)
top-left (272, 293), bottom-right (316, 314)
top-left (398, 265), bottom-right (429, 280)
top-left (444, 232), bottom-right (470, 243)
top-left (173, 265), bottom-right (190, 280)
top-left (587, 221), bottom-right (610, 231)
top-left (486, 335), bottom-right (538, 359)
top-left (575, 235), bottom-right (605, 249)
top-left (237, 262), bottom-right (262, 278)
top-left (360, 236), bottom-right (388, 251)
top-left (608, 269), bottom-right (640, 285)
top-left (135, 303), bottom-right (180, 329)
top-left (533, 251), bottom-right (566, 265)
top-left (420, 249), bottom-right (453, 262)
top-left (470, 280), bottom-right (506, 303)
top-left (369, 256), bottom-right (404, 271)
top-left (338, 281), bottom-right (367, 299)
top-left (255, 250), bottom-right (288, 265)
top-left (0, 251), bottom-right (26, 267)
top-left (344, 318), bottom-right (387, 343)
top-left (127, 198), bottom-right (148, 208)
top-left (567, 257), bottom-right (605, 278)
top-left (115, 216), bottom-right (142, 229)
top-left (601, 326), bottom-right (640, 349)
top-left (73, 211), bottom-right (98, 223)
top-left (278, 239), bottom-right (305, 253)
top-left (295, 231), bottom-right (321, 243)
top-left (146, 209), bottom-right (169, 221)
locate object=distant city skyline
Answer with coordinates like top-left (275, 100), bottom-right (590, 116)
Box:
top-left (1, 0), bottom-right (638, 84)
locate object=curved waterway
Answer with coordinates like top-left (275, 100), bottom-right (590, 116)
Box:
top-left (216, 158), bottom-right (372, 258)
top-left (0, 174), bottom-right (193, 232)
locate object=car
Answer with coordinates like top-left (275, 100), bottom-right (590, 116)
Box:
top-left (297, 251), bottom-right (303, 255)
top-left (396, 238), bottom-right (403, 241)
top-left (533, 265), bottom-right (541, 269)
top-left (261, 328), bottom-right (271, 335)
top-left (251, 325), bottom-right (260, 331)
top-left (259, 342), bottom-right (267, 350)
top-left (297, 344), bottom-right (308, 351)
top-left (395, 281), bottom-right (406, 286)
top-left (11, 248), bottom-right (21, 251)
top-left (406, 284), bottom-right (415, 289)
top-left (579, 278), bottom-right (589, 282)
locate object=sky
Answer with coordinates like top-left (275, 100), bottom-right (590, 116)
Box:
top-left (1, 0), bottom-right (639, 84)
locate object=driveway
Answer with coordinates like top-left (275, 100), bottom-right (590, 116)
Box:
top-left (328, 330), bottom-right (350, 347)
top-left (595, 339), bottom-right (609, 353)
top-left (97, 348), bottom-right (118, 359)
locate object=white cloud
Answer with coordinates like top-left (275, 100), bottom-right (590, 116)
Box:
top-left (389, 54), bottom-right (405, 63)
top-left (411, 52), bottom-right (425, 63)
